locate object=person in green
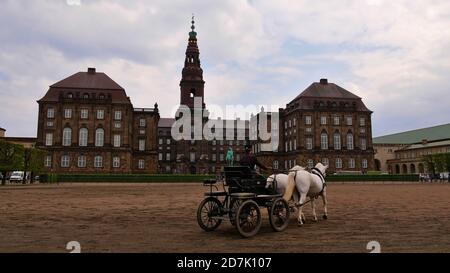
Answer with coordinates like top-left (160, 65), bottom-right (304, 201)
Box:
top-left (226, 147), bottom-right (234, 166)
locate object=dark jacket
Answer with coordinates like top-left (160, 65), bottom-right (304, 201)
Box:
top-left (240, 153), bottom-right (268, 170)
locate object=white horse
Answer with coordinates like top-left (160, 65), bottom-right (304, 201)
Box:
top-left (266, 163), bottom-right (328, 225)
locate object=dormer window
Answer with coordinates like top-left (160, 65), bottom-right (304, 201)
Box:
top-left (67, 93), bottom-right (73, 98)
top-left (83, 93), bottom-right (89, 99)
top-left (190, 89), bottom-right (196, 98)
top-left (99, 93), bottom-right (105, 99)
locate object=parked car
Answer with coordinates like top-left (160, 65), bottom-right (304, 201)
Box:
top-left (9, 171), bottom-right (25, 183)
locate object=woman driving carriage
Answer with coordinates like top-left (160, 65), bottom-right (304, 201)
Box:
top-left (239, 144), bottom-right (269, 173)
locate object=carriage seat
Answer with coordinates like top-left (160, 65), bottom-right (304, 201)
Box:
top-left (223, 166), bottom-right (268, 194)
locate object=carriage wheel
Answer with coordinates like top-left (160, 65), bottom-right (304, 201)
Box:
top-left (229, 198), bottom-right (242, 226)
top-left (197, 197), bottom-right (223, 231)
top-left (235, 200), bottom-right (262, 238)
top-left (269, 198), bottom-right (290, 232)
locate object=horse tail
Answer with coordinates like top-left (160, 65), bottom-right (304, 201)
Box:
top-left (283, 171), bottom-right (296, 201)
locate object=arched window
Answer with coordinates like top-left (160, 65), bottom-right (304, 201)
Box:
top-left (334, 133), bottom-right (341, 150)
top-left (320, 132), bottom-right (328, 150)
top-left (62, 127), bottom-right (72, 146)
top-left (190, 89), bottom-right (195, 98)
top-left (95, 128), bottom-right (104, 147)
top-left (79, 128), bottom-right (88, 147)
top-left (347, 133), bottom-right (354, 150)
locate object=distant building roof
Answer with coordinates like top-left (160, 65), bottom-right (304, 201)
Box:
top-left (38, 68), bottom-right (131, 104)
top-left (403, 139), bottom-right (450, 150)
top-left (287, 79), bottom-right (371, 112)
top-left (0, 127), bottom-right (5, 131)
top-left (373, 123), bottom-right (450, 144)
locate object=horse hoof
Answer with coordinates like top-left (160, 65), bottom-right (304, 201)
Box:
top-left (297, 222), bottom-right (303, 226)
top-left (313, 218), bottom-right (318, 222)
top-left (323, 215), bottom-right (328, 220)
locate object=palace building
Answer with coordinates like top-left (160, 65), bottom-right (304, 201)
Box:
top-left (36, 18), bottom-right (374, 174)
top-left (252, 79), bottom-right (375, 173)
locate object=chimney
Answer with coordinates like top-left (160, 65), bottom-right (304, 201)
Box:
top-left (422, 139), bottom-right (428, 145)
top-left (320, 78), bottom-right (328, 84)
top-left (87, 67), bottom-right (96, 74)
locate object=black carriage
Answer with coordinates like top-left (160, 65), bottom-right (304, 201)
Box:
top-left (196, 166), bottom-right (290, 237)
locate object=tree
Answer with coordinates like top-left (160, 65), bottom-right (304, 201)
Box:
top-left (26, 148), bottom-right (46, 183)
top-left (0, 140), bottom-right (25, 185)
top-left (423, 154), bottom-right (435, 175)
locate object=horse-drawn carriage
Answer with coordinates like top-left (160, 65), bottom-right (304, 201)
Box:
top-left (196, 166), bottom-right (290, 237)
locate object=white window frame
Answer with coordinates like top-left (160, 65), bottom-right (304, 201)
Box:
top-left (322, 158), bottom-right (329, 167)
top-left (320, 133), bottom-right (328, 150)
top-left (79, 128), bottom-right (88, 147)
top-left (113, 134), bottom-right (121, 148)
top-left (61, 155), bottom-right (70, 168)
top-left (336, 158), bottom-right (342, 169)
top-left (360, 117), bottom-right (366, 126)
top-left (78, 156), bottom-right (86, 168)
top-left (94, 156), bottom-right (103, 168)
top-left (113, 157), bottom-right (120, 168)
top-left (166, 153), bottom-right (171, 161)
top-left (334, 116), bottom-right (340, 125)
top-left (44, 155), bottom-right (52, 167)
top-left (361, 138), bottom-right (367, 150)
top-left (138, 159), bottom-right (145, 169)
top-left (139, 139), bottom-right (145, 151)
top-left (306, 138), bottom-right (313, 150)
top-left (346, 116), bottom-right (353, 126)
top-left (64, 108), bottom-right (72, 119)
top-left (362, 159), bottom-right (368, 169)
top-left (307, 159), bottom-right (314, 169)
top-left (158, 153), bottom-right (163, 160)
top-left (45, 133), bottom-right (53, 146)
top-left (47, 108), bottom-right (55, 118)
top-left (139, 118), bottom-right (146, 127)
top-left (114, 110), bottom-right (122, 120)
top-left (62, 128), bottom-right (72, 146)
top-left (212, 154), bottom-right (217, 162)
top-left (349, 158), bottom-right (355, 169)
top-left (97, 109), bottom-right (104, 120)
top-left (320, 116), bottom-right (327, 125)
top-left (347, 133), bottom-right (354, 150)
top-left (95, 128), bottom-right (104, 147)
top-left (305, 115), bottom-right (312, 125)
top-left (80, 109), bottom-right (88, 119)
top-left (334, 133), bottom-right (341, 150)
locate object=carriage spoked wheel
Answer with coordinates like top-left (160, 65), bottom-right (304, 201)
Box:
top-left (197, 197), bottom-right (223, 232)
top-left (268, 198), bottom-right (290, 232)
top-left (235, 200), bottom-right (262, 238)
top-left (229, 199), bottom-right (242, 226)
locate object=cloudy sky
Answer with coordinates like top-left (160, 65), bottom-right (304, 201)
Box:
top-left (1, 0), bottom-right (450, 137)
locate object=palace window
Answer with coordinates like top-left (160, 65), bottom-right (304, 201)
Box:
top-left (114, 110), bottom-right (122, 120)
top-left (322, 158), bottom-right (329, 167)
top-left (212, 154), bottom-right (217, 162)
top-left (44, 155), bottom-right (52, 167)
top-left (61, 155), bottom-right (70, 168)
top-left (321, 133), bottom-right (328, 150)
top-left (273, 160), bottom-right (279, 170)
top-left (139, 118), bottom-right (146, 127)
top-left (113, 134), bottom-right (121, 147)
top-left (79, 128), bottom-right (88, 147)
top-left (158, 153), bottom-right (163, 160)
top-left (166, 153), bottom-right (171, 161)
top-left (94, 156), bottom-right (103, 168)
top-left (80, 109), bottom-right (88, 119)
top-left (346, 116), bottom-right (352, 126)
top-left (64, 108), bottom-right (72, 119)
top-left (307, 159), bottom-right (314, 169)
top-left (113, 157), bottom-right (120, 168)
top-left (97, 109), bottom-right (104, 120)
top-left (334, 133), bottom-right (341, 150)
top-left (334, 116), bottom-right (340, 125)
top-left (47, 108), bottom-right (55, 118)
top-left (45, 133), bottom-right (53, 146)
top-left (320, 116), bottom-right (327, 125)
top-left (306, 138), bottom-right (313, 150)
top-left (139, 139), bottom-right (145, 151)
top-left (347, 133), bottom-right (354, 150)
top-left (359, 117), bottom-right (366, 126)
top-left (336, 158), bottom-right (342, 169)
top-left (362, 159), bottom-right (368, 169)
top-left (305, 116), bottom-right (312, 125)
top-left (62, 128), bottom-right (72, 146)
top-left (349, 158), bottom-right (355, 169)
top-left (95, 128), bottom-right (104, 147)
top-left (78, 156), bottom-right (86, 168)
top-left (138, 159), bottom-right (145, 169)
top-left (360, 138), bottom-right (367, 150)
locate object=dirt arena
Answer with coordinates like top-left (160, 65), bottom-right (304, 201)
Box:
top-left (0, 182), bottom-right (449, 253)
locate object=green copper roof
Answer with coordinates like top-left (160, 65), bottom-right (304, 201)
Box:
top-left (373, 123), bottom-right (450, 144)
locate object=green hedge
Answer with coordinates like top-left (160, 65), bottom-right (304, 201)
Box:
top-left (326, 174), bottom-right (419, 182)
top-left (40, 173), bottom-right (419, 183)
top-left (48, 174), bottom-right (216, 183)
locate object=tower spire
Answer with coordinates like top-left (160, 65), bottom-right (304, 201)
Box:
top-left (179, 15), bottom-right (205, 110)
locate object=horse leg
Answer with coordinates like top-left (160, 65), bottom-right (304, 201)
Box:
top-left (311, 198), bottom-right (318, 222)
top-left (321, 191), bottom-right (328, 220)
top-left (297, 193), bottom-right (307, 226)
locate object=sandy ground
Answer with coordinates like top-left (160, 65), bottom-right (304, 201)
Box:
top-left (0, 182), bottom-right (449, 253)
